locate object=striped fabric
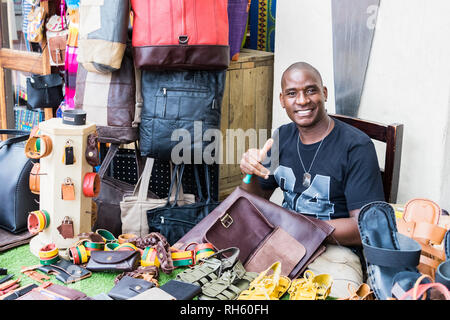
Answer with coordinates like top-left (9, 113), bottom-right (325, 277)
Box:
top-left (64, 9), bottom-right (80, 109)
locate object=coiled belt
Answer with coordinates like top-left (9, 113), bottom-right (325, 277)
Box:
top-left (24, 128), bottom-right (52, 159)
top-left (82, 172), bottom-right (100, 198)
top-left (39, 244), bottom-right (60, 265)
top-left (28, 210), bottom-right (50, 234)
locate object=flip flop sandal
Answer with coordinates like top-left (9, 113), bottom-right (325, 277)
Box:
top-left (395, 273), bottom-right (450, 300)
top-left (198, 261), bottom-right (259, 300)
top-left (237, 261), bottom-right (291, 300)
top-left (338, 283), bottom-right (374, 300)
top-left (176, 247), bottom-right (240, 288)
top-left (397, 198), bottom-right (448, 278)
top-left (436, 230), bottom-right (450, 289)
top-left (288, 270), bottom-right (333, 300)
top-left (358, 201), bottom-right (422, 300)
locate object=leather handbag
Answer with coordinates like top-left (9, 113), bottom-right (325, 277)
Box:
top-left (86, 250), bottom-right (140, 273)
top-left (108, 275), bottom-right (155, 300)
top-left (147, 164), bottom-right (218, 245)
top-left (174, 187), bottom-right (335, 279)
top-left (131, 0), bottom-right (229, 70)
top-left (139, 69), bottom-right (226, 160)
top-left (120, 158), bottom-right (192, 237)
top-left (75, 46), bottom-right (138, 144)
top-left (93, 143), bottom-right (151, 237)
top-left (78, 0), bottom-right (129, 73)
top-left (26, 73), bottom-right (64, 109)
top-left (0, 130), bottom-right (39, 233)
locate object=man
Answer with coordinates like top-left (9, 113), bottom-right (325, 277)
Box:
top-left (239, 62), bottom-right (385, 298)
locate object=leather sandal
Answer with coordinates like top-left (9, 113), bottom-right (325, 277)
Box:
top-left (396, 198), bottom-right (447, 278)
top-left (288, 270), bottom-right (333, 300)
top-left (436, 230), bottom-right (450, 290)
top-left (198, 261), bottom-right (258, 300)
top-left (394, 272), bottom-right (450, 300)
top-left (358, 201), bottom-right (422, 300)
top-left (338, 283), bottom-right (374, 300)
top-left (237, 261), bottom-right (291, 300)
top-left (176, 247), bottom-right (240, 288)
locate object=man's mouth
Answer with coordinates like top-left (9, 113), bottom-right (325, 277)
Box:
top-left (294, 109), bottom-right (313, 116)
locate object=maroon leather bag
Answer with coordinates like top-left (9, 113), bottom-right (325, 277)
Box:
top-left (174, 187), bottom-right (335, 279)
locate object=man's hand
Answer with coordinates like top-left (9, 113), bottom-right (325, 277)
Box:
top-left (240, 138), bottom-right (274, 179)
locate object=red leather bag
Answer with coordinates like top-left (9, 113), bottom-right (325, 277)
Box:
top-left (131, 0), bottom-right (230, 70)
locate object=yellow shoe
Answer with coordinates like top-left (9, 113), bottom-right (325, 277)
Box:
top-left (289, 270), bottom-right (333, 300)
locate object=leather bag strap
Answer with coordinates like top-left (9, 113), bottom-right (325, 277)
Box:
top-left (0, 130), bottom-right (30, 150)
top-left (135, 157), bottom-right (155, 201)
top-left (98, 143), bottom-right (119, 178)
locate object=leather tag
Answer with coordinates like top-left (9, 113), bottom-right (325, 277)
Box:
top-left (61, 178), bottom-right (75, 201)
top-left (63, 140), bottom-right (75, 165)
top-left (57, 216), bottom-right (74, 239)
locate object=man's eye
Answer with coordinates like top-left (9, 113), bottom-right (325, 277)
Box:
top-left (306, 88), bottom-right (317, 94)
top-left (287, 92), bottom-right (296, 96)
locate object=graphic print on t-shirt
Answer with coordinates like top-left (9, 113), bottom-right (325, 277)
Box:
top-left (274, 165), bottom-right (335, 220)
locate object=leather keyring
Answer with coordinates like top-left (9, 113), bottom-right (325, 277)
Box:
top-left (82, 172), bottom-right (100, 197)
top-left (24, 130), bottom-right (53, 159)
top-left (29, 162), bottom-right (41, 195)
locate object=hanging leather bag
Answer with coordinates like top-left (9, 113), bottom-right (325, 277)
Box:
top-left (0, 130), bottom-right (39, 233)
top-left (26, 74), bottom-right (64, 109)
top-left (131, 0), bottom-right (230, 70)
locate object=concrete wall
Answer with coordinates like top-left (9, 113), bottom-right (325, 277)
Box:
top-left (270, 0), bottom-right (450, 209)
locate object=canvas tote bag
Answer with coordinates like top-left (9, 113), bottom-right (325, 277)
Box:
top-left (120, 159), bottom-right (195, 237)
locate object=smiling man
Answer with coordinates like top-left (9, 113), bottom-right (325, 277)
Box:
top-left (239, 62), bottom-right (385, 298)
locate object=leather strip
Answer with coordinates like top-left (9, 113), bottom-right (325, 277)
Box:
top-left (363, 233), bottom-right (422, 268)
top-left (82, 172), bottom-right (100, 197)
top-left (133, 45), bottom-right (230, 71)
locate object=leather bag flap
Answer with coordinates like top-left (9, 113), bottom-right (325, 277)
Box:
top-left (28, 74), bottom-right (63, 89)
top-left (90, 250), bottom-right (137, 264)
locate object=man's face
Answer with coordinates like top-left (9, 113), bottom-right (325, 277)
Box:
top-left (279, 68), bottom-right (328, 128)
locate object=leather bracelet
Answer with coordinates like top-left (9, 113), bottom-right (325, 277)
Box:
top-left (171, 250), bottom-right (195, 267)
top-left (194, 244), bottom-right (215, 263)
top-left (38, 244), bottom-right (58, 259)
top-left (141, 247), bottom-right (160, 267)
top-left (25, 134), bottom-right (52, 159)
top-left (84, 241), bottom-right (104, 256)
top-left (105, 242), bottom-right (120, 251)
top-left (95, 229), bottom-right (117, 243)
top-left (39, 255), bottom-right (60, 266)
top-left (115, 243), bottom-right (138, 251)
top-left (68, 245), bottom-right (89, 265)
top-left (82, 172), bottom-right (100, 198)
top-left (118, 233), bottom-right (137, 244)
top-left (27, 210), bottom-right (50, 234)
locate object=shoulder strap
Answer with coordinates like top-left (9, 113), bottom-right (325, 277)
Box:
top-left (0, 130), bottom-right (30, 150)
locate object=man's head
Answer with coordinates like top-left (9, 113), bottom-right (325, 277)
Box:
top-left (279, 62), bottom-right (328, 129)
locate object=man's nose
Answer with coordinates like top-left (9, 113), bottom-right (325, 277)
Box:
top-left (296, 91), bottom-right (310, 105)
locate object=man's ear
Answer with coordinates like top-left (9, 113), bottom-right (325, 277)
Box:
top-left (323, 86), bottom-right (328, 101)
top-left (279, 92), bottom-right (285, 108)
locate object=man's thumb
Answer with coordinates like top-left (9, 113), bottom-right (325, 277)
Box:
top-left (258, 138), bottom-right (274, 161)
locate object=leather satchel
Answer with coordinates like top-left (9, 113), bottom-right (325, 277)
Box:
top-left (86, 250), bottom-right (140, 273)
top-left (26, 73), bottom-right (64, 109)
top-left (174, 187), bottom-right (335, 279)
top-left (108, 275), bottom-right (155, 300)
top-left (0, 130), bottom-right (39, 233)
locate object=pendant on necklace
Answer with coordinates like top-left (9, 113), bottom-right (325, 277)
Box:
top-left (302, 172), bottom-right (311, 188)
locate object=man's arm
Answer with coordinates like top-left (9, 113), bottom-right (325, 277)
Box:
top-left (324, 209), bottom-right (361, 246)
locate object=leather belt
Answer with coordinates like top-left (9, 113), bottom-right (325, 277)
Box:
top-left (185, 242), bottom-right (215, 263)
top-left (28, 210), bottom-right (50, 234)
top-left (82, 172), bottom-right (100, 198)
top-left (24, 128), bottom-right (52, 159)
top-left (171, 249), bottom-right (195, 267)
top-left (29, 162), bottom-right (41, 195)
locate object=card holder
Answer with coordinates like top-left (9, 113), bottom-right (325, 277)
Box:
top-left (159, 279), bottom-right (201, 300)
top-left (244, 226), bottom-right (306, 277)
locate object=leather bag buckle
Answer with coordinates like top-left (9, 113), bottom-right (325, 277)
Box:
top-left (178, 35), bottom-right (189, 44)
top-left (220, 213), bottom-right (233, 228)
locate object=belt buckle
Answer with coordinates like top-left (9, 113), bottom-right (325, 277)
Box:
top-left (220, 213), bottom-right (233, 228)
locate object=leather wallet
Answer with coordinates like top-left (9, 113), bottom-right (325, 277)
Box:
top-left (108, 275), bottom-right (155, 300)
top-left (86, 250), bottom-right (140, 272)
top-left (160, 279), bottom-right (201, 300)
top-left (16, 282), bottom-right (86, 300)
top-left (37, 258), bottom-right (91, 283)
top-left (129, 287), bottom-right (177, 300)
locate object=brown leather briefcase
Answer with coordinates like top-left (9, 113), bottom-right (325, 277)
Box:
top-left (174, 187), bottom-right (335, 279)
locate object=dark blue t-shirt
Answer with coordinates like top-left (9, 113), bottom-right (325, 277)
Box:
top-left (258, 119), bottom-right (385, 220)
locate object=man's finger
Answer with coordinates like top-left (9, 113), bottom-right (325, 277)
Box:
top-left (258, 138), bottom-right (274, 162)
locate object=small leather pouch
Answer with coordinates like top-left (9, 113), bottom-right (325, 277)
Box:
top-left (159, 279), bottom-right (202, 300)
top-left (37, 259), bottom-right (91, 284)
top-left (244, 226), bottom-right (306, 276)
top-left (108, 275), bottom-right (155, 300)
top-left (85, 132), bottom-right (100, 167)
top-left (61, 178), bottom-right (75, 200)
top-left (129, 287), bottom-right (176, 300)
top-left (29, 162), bottom-right (40, 195)
top-left (57, 216), bottom-right (74, 239)
top-left (86, 250), bottom-right (140, 272)
top-left (204, 196), bottom-right (274, 264)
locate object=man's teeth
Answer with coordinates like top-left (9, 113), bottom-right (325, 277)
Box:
top-left (295, 110), bottom-right (311, 115)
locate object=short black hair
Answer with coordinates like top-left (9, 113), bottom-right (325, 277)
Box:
top-left (281, 62), bottom-right (323, 88)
